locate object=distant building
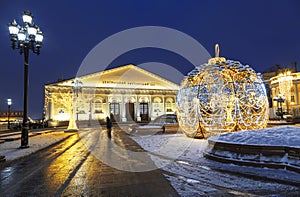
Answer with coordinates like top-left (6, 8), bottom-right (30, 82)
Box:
top-left (268, 70), bottom-right (300, 119)
top-left (0, 111), bottom-right (23, 122)
top-left (44, 64), bottom-right (179, 123)
top-left (262, 63), bottom-right (299, 119)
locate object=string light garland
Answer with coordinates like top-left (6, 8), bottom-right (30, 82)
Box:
top-left (278, 70), bottom-right (293, 103)
top-left (177, 44), bottom-right (269, 138)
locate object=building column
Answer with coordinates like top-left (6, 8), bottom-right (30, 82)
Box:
top-left (48, 100), bottom-right (53, 120)
top-left (136, 95), bottom-right (141, 122)
top-left (121, 95), bottom-right (127, 122)
top-left (150, 95), bottom-right (154, 120)
top-left (162, 95), bottom-right (165, 114)
top-left (295, 83), bottom-right (299, 105)
top-left (106, 95), bottom-right (110, 117)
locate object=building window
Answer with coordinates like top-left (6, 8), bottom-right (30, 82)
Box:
top-left (110, 103), bottom-right (119, 115)
top-left (94, 100), bottom-right (103, 113)
top-left (165, 97), bottom-right (174, 113)
top-left (140, 103), bottom-right (148, 115)
top-left (291, 95), bottom-right (295, 103)
top-left (110, 103), bottom-right (120, 122)
top-left (140, 103), bottom-right (149, 121)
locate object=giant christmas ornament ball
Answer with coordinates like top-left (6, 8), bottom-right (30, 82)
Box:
top-left (177, 45), bottom-right (269, 138)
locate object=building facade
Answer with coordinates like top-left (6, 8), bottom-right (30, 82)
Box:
top-left (267, 70), bottom-right (300, 119)
top-left (0, 111), bottom-right (23, 122)
top-left (44, 64), bottom-right (179, 123)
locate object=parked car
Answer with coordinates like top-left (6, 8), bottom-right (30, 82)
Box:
top-left (152, 114), bottom-right (178, 125)
top-left (129, 114), bottom-right (180, 135)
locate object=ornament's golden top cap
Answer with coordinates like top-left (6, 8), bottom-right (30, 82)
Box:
top-left (208, 44), bottom-right (226, 64)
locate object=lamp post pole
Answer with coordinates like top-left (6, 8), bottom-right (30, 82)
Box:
top-left (8, 10), bottom-right (44, 148)
top-left (22, 46), bottom-right (29, 147)
top-left (7, 99), bottom-right (12, 129)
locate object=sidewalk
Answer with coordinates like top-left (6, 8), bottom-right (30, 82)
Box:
top-left (0, 128), bottom-right (74, 162)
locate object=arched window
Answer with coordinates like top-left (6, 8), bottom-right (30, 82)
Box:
top-left (166, 97), bottom-right (174, 113)
top-left (94, 100), bottom-right (103, 113)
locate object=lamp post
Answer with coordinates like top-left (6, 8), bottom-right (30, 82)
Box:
top-left (72, 79), bottom-right (83, 123)
top-left (7, 99), bottom-right (12, 129)
top-left (273, 94), bottom-right (285, 120)
top-left (8, 10), bottom-right (44, 148)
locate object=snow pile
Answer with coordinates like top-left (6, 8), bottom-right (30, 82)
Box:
top-left (131, 133), bottom-right (207, 162)
top-left (209, 126), bottom-right (300, 148)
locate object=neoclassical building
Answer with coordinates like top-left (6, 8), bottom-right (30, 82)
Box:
top-left (44, 64), bottom-right (179, 123)
top-left (266, 70), bottom-right (300, 119)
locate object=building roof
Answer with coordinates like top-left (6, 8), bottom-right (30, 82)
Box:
top-left (45, 64), bottom-right (179, 91)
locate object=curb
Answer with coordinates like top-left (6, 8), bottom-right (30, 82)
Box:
top-left (0, 133), bottom-right (40, 141)
top-left (204, 140), bottom-right (300, 174)
top-left (0, 130), bottom-right (55, 142)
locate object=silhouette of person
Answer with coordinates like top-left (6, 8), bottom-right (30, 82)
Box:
top-left (106, 116), bottom-right (112, 138)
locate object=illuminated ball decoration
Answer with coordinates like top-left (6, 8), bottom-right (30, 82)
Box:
top-left (177, 44), bottom-right (269, 138)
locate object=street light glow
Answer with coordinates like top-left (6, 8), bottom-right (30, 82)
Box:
top-left (22, 10), bottom-right (33, 24)
top-left (7, 99), bottom-right (12, 106)
top-left (8, 20), bottom-right (19, 35)
top-left (17, 29), bottom-right (26, 41)
top-left (36, 30), bottom-right (44, 43)
top-left (27, 24), bottom-right (38, 37)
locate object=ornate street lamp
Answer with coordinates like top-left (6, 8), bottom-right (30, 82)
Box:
top-left (273, 94), bottom-right (286, 120)
top-left (7, 99), bottom-right (12, 129)
top-left (66, 79), bottom-right (82, 132)
top-left (8, 10), bottom-right (44, 148)
top-left (72, 79), bottom-right (83, 122)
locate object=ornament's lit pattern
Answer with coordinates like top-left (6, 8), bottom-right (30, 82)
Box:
top-left (177, 44), bottom-right (269, 138)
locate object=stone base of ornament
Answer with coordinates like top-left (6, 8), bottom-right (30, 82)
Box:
top-left (204, 139), bottom-right (300, 174)
top-left (64, 129), bottom-right (79, 133)
top-left (0, 155), bottom-right (5, 162)
top-left (184, 128), bottom-right (229, 139)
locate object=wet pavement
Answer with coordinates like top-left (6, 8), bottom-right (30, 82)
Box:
top-left (0, 128), bottom-right (178, 196)
top-left (0, 126), bottom-right (299, 196)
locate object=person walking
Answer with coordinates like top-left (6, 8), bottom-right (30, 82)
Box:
top-left (106, 116), bottom-right (112, 138)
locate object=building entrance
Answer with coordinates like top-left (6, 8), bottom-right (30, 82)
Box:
top-left (140, 103), bottom-right (149, 121)
top-left (110, 103), bottom-right (120, 122)
top-left (126, 103), bottom-right (135, 121)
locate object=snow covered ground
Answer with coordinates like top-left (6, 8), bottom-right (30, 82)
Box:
top-left (0, 126), bottom-right (299, 195)
top-left (209, 126), bottom-right (300, 147)
top-left (131, 127), bottom-right (300, 196)
top-left (0, 131), bottom-right (73, 161)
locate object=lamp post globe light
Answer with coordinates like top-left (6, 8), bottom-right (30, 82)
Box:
top-left (7, 99), bottom-right (12, 129)
top-left (8, 10), bottom-right (44, 148)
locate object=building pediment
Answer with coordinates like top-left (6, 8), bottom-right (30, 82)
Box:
top-left (48, 64), bottom-right (179, 90)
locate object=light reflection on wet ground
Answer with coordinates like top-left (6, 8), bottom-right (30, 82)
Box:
top-left (0, 129), bottom-right (178, 196)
